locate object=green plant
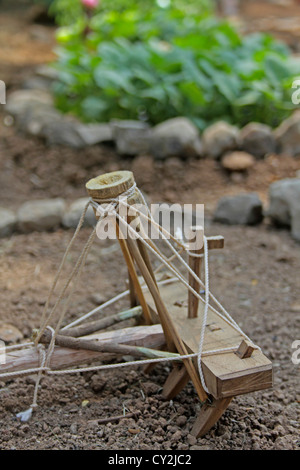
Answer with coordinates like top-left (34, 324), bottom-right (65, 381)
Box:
top-left (51, 4), bottom-right (300, 130)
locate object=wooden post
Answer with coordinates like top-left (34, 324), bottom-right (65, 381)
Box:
top-left (188, 226), bottom-right (204, 319)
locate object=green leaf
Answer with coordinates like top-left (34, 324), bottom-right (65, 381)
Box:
top-left (264, 54), bottom-right (293, 87)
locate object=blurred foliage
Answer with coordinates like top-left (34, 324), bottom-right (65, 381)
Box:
top-left (51, 1), bottom-right (300, 129)
top-left (49, 0), bottom-right (213, 27)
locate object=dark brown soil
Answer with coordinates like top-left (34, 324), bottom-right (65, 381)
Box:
top-left (0, 0), bottom-right (299, 451)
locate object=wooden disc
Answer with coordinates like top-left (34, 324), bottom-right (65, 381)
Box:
top-left (86, 171), bottom-right (135, 200)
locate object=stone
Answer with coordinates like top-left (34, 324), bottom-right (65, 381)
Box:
top-left (274, 110), bottom-right (300, 156)
top-left (0, 323), bottom-right (23, 343)
top-left (35, 65), bottom-right (60, 82)
top-left (41, 119), bottom-right (86, 148)
top-left (267, 178), bottom-right (300, 241)
top-left (141, 381), bottom-right (161, 395)
top-left (221, 151), bottom-right (255, 171)
top-left (5, 89), bottom-right (53, 118)
top-left (0, 208), bottom-right (17, 237)
top-left (76, 123), bottom-right (113, 146)
top-left (213, 193), bottom-right (263, 225)
top-left (21, 77), bottom-right (53, 92)
top-left (17, 103), bottom-right (62, 137)
top-left (150, 117), bottom-right (203, 159)
top-left (187, 434), bottom-right (197, 446)
top-left (17, 198), bottom-right (66, 233)
top-left (240, 122), bottom-right (276, 158)
top-left (62, 198), bottom-right (96, 229)
top-left (202, 121), bottom-right (239, 159)
top-left (111, 120), bottom-right (152, 156)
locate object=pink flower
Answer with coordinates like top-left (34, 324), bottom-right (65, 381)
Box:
top-left (81, 0), bottom-right (99, 10)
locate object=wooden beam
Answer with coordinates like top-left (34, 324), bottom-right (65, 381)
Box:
top-left (0, 324), bottom-right (165, 380)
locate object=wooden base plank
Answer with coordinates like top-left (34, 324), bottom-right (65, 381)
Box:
top-left (144, 279), bottom-right (273, 399)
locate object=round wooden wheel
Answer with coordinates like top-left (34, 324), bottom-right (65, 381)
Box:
top-left (86, 170), bottom-right (135, 200)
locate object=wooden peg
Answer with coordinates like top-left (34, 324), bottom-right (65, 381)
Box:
top-left (235, 340), bottom-right (255, 359)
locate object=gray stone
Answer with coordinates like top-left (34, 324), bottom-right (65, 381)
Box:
top-left (0, 208), bottom-right (17, 237)
top-left (22, 66), bottom-right (59, 91)
top-left (213, 193), bottom-right (263, 225)
top-left (17, 103), bottom-right (62, 137)
top-left (42, 119), bottom-right (86, 148)
top-left (35, 65), bottom-right (60, 82)
top-left (21, 77), bottom-right (53, 92)
top-left (0, 323), bottom-right (23, 343)
top-left (17, 198), bottom-right (66, 233)
top-left (202, 121), bottom-right (239, 159)
top-left (111, 120), bottom-right (152, 156)
top-left (150, 117), bottom-right (202, 159)
top-left (76, 123), bottom-right (113, 146)
top-left (267, 178), bottom-right (300, 241)
top-left (62, 198), bottom-right (96, 229)
top-left (274, 110), bottom-right (300, 156)
top-left (240, 122), bottom-right (276, 158)
top-left (5, 89), bottom-right (53, 118)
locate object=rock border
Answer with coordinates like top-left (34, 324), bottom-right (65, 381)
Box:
top-left (1, 67), bottom-right (300, 242)
top-left (1, 177), bottom-right (300, 242)
top-left (4, 66), bottom-right (300, 164)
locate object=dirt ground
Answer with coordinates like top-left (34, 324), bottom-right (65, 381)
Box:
top-left (0, 0), bottom-right (299, 451)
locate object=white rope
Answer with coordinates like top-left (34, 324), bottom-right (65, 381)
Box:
top-left (47, 345), bottom-right (240, 376)
top-left (197, 236), bottom-right (210, 393)
top-left (15, 326), bottom-right (55, 422)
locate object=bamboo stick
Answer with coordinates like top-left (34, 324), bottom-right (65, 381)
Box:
top-left (61, 306), bottom-right (143, 338)
top-left (39, 329), bottom-right (179, 361)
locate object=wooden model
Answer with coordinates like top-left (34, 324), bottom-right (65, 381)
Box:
top-left (0, 171), bottom-right (272, 437)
